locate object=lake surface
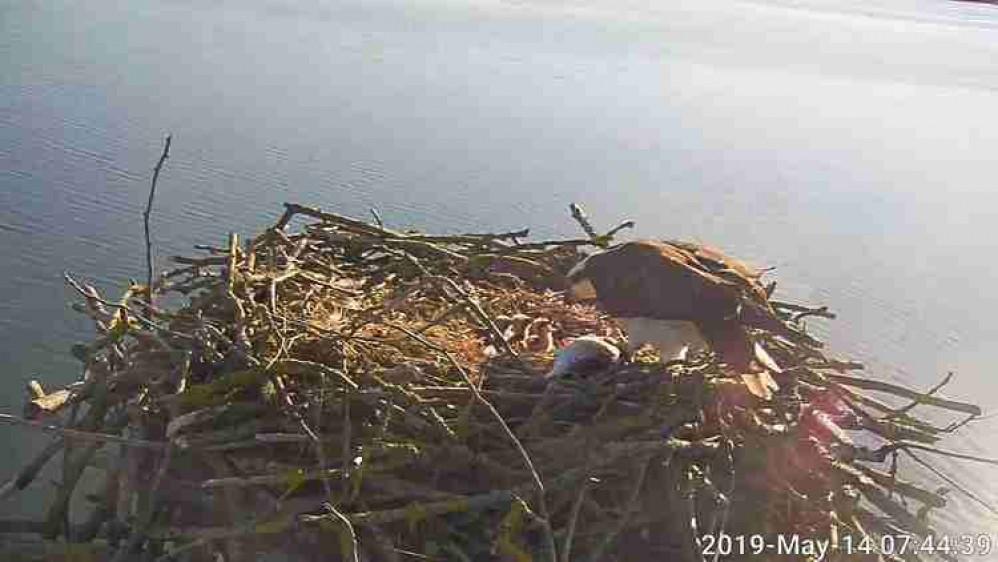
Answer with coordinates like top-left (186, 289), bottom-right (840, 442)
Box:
top-left (2, 0), bottom-right (998, 543)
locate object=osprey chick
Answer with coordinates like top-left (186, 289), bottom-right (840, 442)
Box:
top-left (566, 239), bottom-right (812, 398)
top-left (545, 335), bottom-right (622, 379)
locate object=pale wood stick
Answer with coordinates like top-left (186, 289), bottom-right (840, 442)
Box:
top-left (825, 373), bottom-right (981, 416)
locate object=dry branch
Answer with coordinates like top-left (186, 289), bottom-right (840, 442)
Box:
top-left (143, 134), bottom-right (172, 307)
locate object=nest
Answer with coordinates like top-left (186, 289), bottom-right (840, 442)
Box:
top-left (1, 202), bottom-right (988, 562)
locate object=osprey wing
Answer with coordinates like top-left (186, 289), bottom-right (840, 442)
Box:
top-left (659, 241), bottom-right (822, 347)
top-left (624, 241), bottom-right (746, 322)
top-left (571, 241), bottom-right (703, 319)
top-left (576, 240), bottom-right (822, 347)
top-left (661, 240), bottom-right (769, 303)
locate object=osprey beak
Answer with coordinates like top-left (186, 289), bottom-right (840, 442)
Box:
top-left (567, 278), bottom-right (598, 302)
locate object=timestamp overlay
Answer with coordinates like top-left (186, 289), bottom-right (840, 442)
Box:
top-left (700, 533), bottom-right (996, 560)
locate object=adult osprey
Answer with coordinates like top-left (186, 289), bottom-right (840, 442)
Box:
top-left (566, 239), bottom-right (816, 398)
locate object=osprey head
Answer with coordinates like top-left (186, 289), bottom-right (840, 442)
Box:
top-left (564, 243), bottom-right (647, 304)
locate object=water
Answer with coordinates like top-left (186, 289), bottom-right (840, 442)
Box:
top-left (2, 0), bottom-right (998, 544)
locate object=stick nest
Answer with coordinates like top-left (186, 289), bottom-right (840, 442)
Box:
top-left (5, 203), bottom-right (985, 562)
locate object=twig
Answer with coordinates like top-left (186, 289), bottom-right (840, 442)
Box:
top-left (902, 449), bottom-right (998, 516)
top-left (584, 455), bottom-right (654, 562)
top-left (0, 414), bottom-right (166, 450)
top-left (836, 402), bottom-right (940, 444)
top-left (806, 359), bottom-right (865, 371)
top-left (153, 490), bottom-right (516, 552)
top-left (169, 255), bottom-right (228, 266)
top-left (569, 203), bottom-right (599, 241)
top-left (320, 502), bottom-right (361, 562)
top-left (407, 228), bottom-right (530, 246)
top-left (63, 272), bottom-right (187, 344)
top-left (605, 220), bottom-right (636, 238)
top-left (568, 203), bottom-right (634, 247)
top-left (110, 443), bottom-right (174, 562)
top-left (850, 463), bottom-right (946, 508)
top-left (278, 358), bottom-right (359, 391)
top-left (143, 134), bottom-right (172, 307)
top-left (0, 536), bottom-right (112, 561)
top-left (561, 476), bottom-right (594, 562)
top-left (201, 468), bottom-right (343, 490)
top-left (763, 280), bottom-right (777, 298)
top-left (225, 232), bottom-right (257, 368)
top-left (310, 490), bottom-right (518, 527)
top-left (827, 382), bottom-right (944, 434)
top-left (681, 466), bottom-right (707, 562)
top-left (341, 387), bottom-right (353, 501)
top-left (771, 300), bottom-right (838, 320)
top-left (886, 372), bottom-right (954, 420)
top-left (825, 373), bottom-right (981, 416)
top-left (495, 238), bottom-right (596, 252)
top-left (0, 438), bottom-right (64, 501)
top-left (878, 441), bottom-right (998, 467)
top-left (280, 202), bottom-right (401, 237)
top-left (709, 440), bottom-right (735, 562)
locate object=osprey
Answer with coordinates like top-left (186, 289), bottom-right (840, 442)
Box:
top-left (566, 239), bottom-right (817, 398)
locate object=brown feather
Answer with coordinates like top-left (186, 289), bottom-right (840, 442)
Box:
top-left (569, 240), bottom-right (819, 347)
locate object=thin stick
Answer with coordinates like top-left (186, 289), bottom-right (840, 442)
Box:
top-left (882, 441), bottom-right (998, 467)
top-left (143, 134), bottom-right (172, 307)
top-left (281, 202), bottom-right (401, 237)
top-left (321, 502), bottom-right (361, 562)
top-left (154, 490), bottom-right (517, 547)
top-left (341, 388), bottom-right (353, 501)
top-left (64, 272), bottom-right (187, 343)
top-left (110, 444), bottom-right (175, 562)
top-left (886, 372), bottom-right (953, 420)
top-left (201, 468), bottom-right (342, 490)
top-left (850, 464), bottom-right (947, 508)
top-left (0, 414), bottom-right (167, 450)
top-left (561, 476), bottom-right (594, 562)
top-left (825, 373), bottom-right (981, 416)
top-left (569, 203), bottom-right (599, 241)
top-left (605, 220), bottom-right (636, 238)
top-left (902, 449), bottom-right (998, 516)
top-left (0, 438), bottom-right (64, 500)
top-left (272, 354), bottom-right (357, 561)
top-left (584, 455), bottom-right (653, 562)
top-left (772, 301), bottom-right (837, 320)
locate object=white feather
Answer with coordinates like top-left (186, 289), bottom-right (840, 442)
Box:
top-left (620, 317), bottom-right (707, 361)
